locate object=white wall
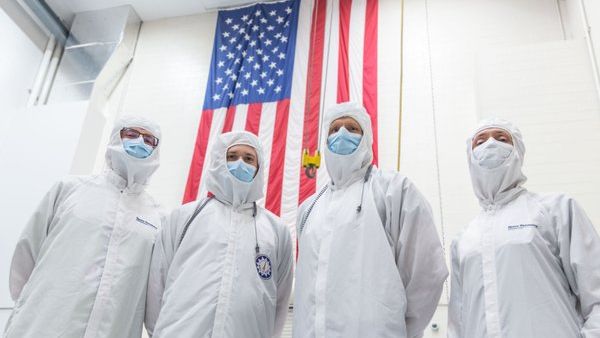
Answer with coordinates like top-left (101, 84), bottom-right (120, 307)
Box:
top-left (0, 7), bottom-right (45, 327)
top-left (402, 0), bottom-right (600, 336)
top-left (0, 8), bottom-right (44, 147)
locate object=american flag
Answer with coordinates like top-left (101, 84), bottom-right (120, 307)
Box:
top-left (183, 0), bottom-right (380, 242)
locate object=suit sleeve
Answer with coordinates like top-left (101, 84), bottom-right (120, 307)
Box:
top-left (9, 181), bottom-right (63, 301)
top-left (447, 240), bottom-right (463, 338)
top-left (273, 224), bottom-right (294, 338)
top-left (145, 209), bottom-right (180, 337)
top-left (384, 176), bottom-right (448, 338)
top-left (551, 196), bottom-right (600, 337)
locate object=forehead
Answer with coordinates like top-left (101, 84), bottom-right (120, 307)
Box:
top-left (330, 116), bottom-right (360, 125)
top-left (474, 127), bottom-right (511, 137)
top-left (126, 126), bottom-right (153, 135)
top-left (227, 143), bottom-right (257, 155)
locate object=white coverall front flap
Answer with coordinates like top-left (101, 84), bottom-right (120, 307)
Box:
top-left (293, 102), bottom-right (448, 338)
top-left (448, 119), bottom-right (600, 338)
top-left (145, 131), bottom-right (294, 338)
top-left (5, 116), bottom-right (163, 338)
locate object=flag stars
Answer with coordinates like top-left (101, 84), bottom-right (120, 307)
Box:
top-left (267, 25), bottom-right (275, 31)
top-left (276, 16), bottom-right (284, 24)
top-left (262, 55), bottom-right (270, 62)
top-left (285, 7), bottom-right (292, 14)
top-left (252, 25), bottom-right (259, 32)
top-left (215, 77), bottom-right (223, 84)
top-left (226, 52), bottom-right (235, 59)
top-left (256, 49), bottom-right (263, 55)
top-left (219, 45), bottom-right (227, 52)
top-left (280, 36), bottom-right (288, 43)
top-left (241, 15), bottom-right (249, 21)
top-left (250, 80), bottom-right (258, 87)
top-left (259, 32), bottom-right (265, 39)
top-left (227, 92), bottom-right (234, 98)
top-left (276, 69), bottom-right (284, 76)
top-left (244, 72), bottom-right (251, 80)
top-left (236, 82), bottom-right (242, 88)
top-left (225, 18), bottom-right (233, 24)
top-left (232, 24), bottom-right (240, 30)
top-left (223, 31), bottom-right (230, 38)
top-left (257, 87), bottom-right (265, 94)
top-left (260, 17), bottom-right (268, 24)
top-left (241, 89), bottom-right (249, 96)
top-left (260, 71), bottom-right (267, 78)
top-left (253, 63), bottom-right (260, 70)
top-left (247, 55), bottom-right (255, 62)
top-left (255, 10), bottom-right (261, 16)
top-left (249, 40), bottom-right (257, 47)
top-left (229, 37), bottom-right (237, 44)
top-left (267, 79), bottom-right (275, 86)
top-left (269, 62), bottom-right (277, 69)
top-left (217, 61), bottom-right (225, 68)
top-left (212, 93), bottom-right (221, 100)
top-left (265, 39), bottom-right (272, 46)
top-left (225, 68), bottom-right (233, 75)
top-left (269, 10), bottom-right (277, 16)
top-left (278, 52), bottom-right (286, 60)
top-left (274, 85), bottom-right (282, 93)
top-left (230, 74), bottom-right (238, 81)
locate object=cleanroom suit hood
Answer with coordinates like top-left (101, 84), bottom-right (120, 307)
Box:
top-left (294, 102), bottom-right (447, 338)
top-left (323, 102), bottom-right (373, 189)
top-left (146, 131), bottom-right (293, 338)
top-left (106, 115), bottom-right (161, 189)
top-left (466, 118), bottom-right (526, 207)
top-left (449, 118), bottom-right (600, 338)
top-left (5, 115), bottom-right (163, 338)
top-left (205, 131), bottom-right (265, 209)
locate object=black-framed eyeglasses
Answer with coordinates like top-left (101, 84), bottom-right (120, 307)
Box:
top-left (120, 127), bottom-right (159, 147)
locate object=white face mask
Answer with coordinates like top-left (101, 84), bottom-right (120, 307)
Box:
top-left (472, 138), bottom-right (513, 169)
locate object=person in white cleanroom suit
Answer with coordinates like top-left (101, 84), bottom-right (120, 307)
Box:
top-left (293, 102), bottom-right (448, 338)
top-left (448, 118), bottom-right (600, 338)
top-left (145, 131), bottom-right (293, 338)
top-left (4, 116), bottom-right (163, 338)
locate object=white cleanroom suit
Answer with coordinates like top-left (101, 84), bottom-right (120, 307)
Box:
top-left (293, 102), bottom-right (448, 338)
top-left (145, 131), bottom-right (294, 338)
top-left (5, 116), bottom-right (163, 338)
top-left (448, 118), bottom-right (600, 338)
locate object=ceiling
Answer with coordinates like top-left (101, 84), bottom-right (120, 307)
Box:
top-left (46, 0), bottom-right (277, 25)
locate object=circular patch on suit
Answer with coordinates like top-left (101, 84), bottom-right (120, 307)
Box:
top-left (255, 254), bottom-right (272, 280)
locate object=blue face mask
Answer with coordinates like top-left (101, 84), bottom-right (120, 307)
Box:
top-left (327, 126), bottom-right (362, 155)
top-left (123, 137), bottom-right (154, 159)
top-left (227, 159), bottom-right (257, 182)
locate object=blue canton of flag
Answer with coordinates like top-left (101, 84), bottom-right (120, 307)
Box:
top-left (204, 0), bottom-right (300, 110)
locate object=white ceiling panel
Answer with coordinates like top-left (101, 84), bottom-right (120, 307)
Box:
top-left (46, 0), bottom-right (278, 25)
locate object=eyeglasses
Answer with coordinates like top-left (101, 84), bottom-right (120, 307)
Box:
top-left (120, 128), bottom-right (159, 147)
